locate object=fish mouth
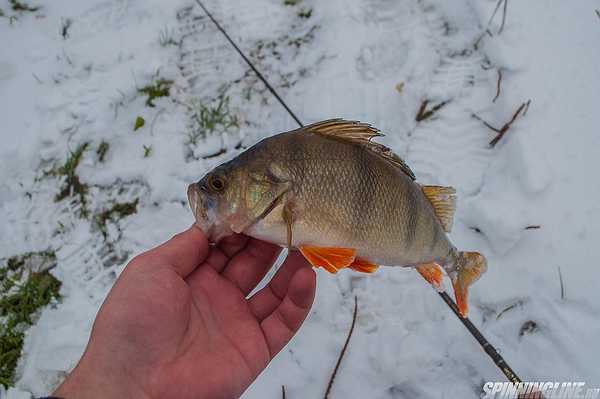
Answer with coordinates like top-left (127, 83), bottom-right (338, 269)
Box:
top-left (187, 184), bottom-right (210, 232)
top-left (187, 183), bottom-right (232, 242)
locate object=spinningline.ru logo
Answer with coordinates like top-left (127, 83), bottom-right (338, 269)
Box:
top-left (482, 382), bottom-right (600, 399)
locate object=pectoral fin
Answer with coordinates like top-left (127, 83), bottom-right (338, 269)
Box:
top-left (299, 246), bottom-right (356, 274)
top-left (282, 201), bottom-right (295, 249)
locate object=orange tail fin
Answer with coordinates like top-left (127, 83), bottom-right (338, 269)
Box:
top-left (451, 251), bottom-right (487, 317)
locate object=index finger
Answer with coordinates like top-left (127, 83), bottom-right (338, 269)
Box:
top-left (144, 225), bottom-right (209, 277)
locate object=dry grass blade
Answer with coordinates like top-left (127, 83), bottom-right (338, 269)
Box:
top-left (558, 267), bottom-right (565, 300)
top-left (323, 296), bottom-right (358, 399)
top-left (485, 0), bottom-right (504, 30)
top-left (498, 0), bottom-right (508, 34)
top-left (493, 69), bottom-right (503, 102)
top-left (473, 100), bottom-right (531, 147)
top-left (415, 99), bottom-right (449, 122)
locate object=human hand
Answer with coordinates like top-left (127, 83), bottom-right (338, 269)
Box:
top-left (54, 226), bottom-right (316, 399)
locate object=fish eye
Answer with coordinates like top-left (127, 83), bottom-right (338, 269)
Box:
top-left (207, 175), bottom-right (226, 192)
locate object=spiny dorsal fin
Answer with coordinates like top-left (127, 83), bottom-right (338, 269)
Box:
top-left (421, 185), bottom-right (456, 232)
top-left (306, 119), bottom-right (416, 180)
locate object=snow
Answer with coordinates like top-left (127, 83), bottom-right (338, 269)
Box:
top-left (1, 0), bottom-right (599, 397)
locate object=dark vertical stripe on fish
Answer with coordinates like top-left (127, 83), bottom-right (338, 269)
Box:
top-left (404, 180), bottom-right (418, 249)
top-left (430, 216), bottom-right (440, 254)
top-left (352, 145), bottom-right (370, 238)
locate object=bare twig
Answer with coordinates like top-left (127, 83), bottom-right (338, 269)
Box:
top-left (32, 72), bottom-right (42, 84)
top-left (415, 99), bottom-right (449, 122)
top-left (416, 100), bottom-right (428, 121)
top-left (324, 296), bottom-right (358, 399)
top-left (493, 69), bottom-right (503, 102)
top-left (558, 267), bottom-right (565, 300)
top-left (473, 99), bottom-right (531, 147)
top-left (486, 0), bottom-right (504, 31)
top-left (522, 99), bottom-right (531, 116)
top-left (496, 300), bottom-right (524, 320)
top-left (474, 0), bottom-right (508, 48)
top-left (498, 0), bottom-right (508, 34)
top-left (282, 385), bottom-right (286, 399)
top-left (474, 29), bottom-right (493, 49)
top-left (471, 113), bottom-right (501, 133)
top-left (524, 225), bottom-right (540, 230)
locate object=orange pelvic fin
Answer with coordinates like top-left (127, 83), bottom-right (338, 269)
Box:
top-left (416, 262), bottom-right (443, 289)
top-left (299, 246), bottom-right (356, 274)
top-left (349, 258), bottom-right (379, 273)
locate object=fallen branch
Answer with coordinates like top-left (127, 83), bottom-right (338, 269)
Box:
top-left (473, 99), bottom-right (531, 147)
top-left (323, 296), bottom-right (358, 399)
top-left (415, 99), bottom-right (449, 122)
top-left (493, 69), bottom-right (503, 102)
top-left (282, 385), bottom-right (286, 399)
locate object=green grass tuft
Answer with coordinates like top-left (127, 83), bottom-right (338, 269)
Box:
top-left (96, 141), bottom-right (109, 163)
top-left (188, 94), bottom-right (239, 145)
top-left (9, 0), bottom-right (39, 12)
top-left (0, 251), bottom-right (60, 388)
top-left (283, 0), bottom-right (301, 6)
top-left (138, 79), bottom-right (173, 107)
top-left (143, 145), bottom-right (152, 158)
top-left (53, 142), bottom-right (90, 218)
top-left (94, 199), bottom-right (139, 239)
top-left (298, 8), bottom-right (312, 18)
top-left (158, 27), bottom-right (179, 47)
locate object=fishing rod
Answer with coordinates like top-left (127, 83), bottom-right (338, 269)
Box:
top-left (194, 0), bottom-right (522, 385)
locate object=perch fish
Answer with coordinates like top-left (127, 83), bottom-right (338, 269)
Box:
top-left (187, 119), bottom-right (486, 316)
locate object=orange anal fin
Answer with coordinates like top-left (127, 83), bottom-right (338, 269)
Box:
top-left (299, 246), bottom-right (356, 274)
top-left (349, 258), bottom-right (379, 273)
top-left (416, 263), bottom-right (443, 289)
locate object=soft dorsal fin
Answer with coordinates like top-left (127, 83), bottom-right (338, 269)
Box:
top-left (421, 185), bottom-right (456, 232)
top-left (306, 119), bottom-right (416, 180)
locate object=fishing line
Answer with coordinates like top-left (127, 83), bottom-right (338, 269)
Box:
top-left (194, 0), bottom-right (303, 128)
top-left (194, 0), bottom-right (522, 385)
